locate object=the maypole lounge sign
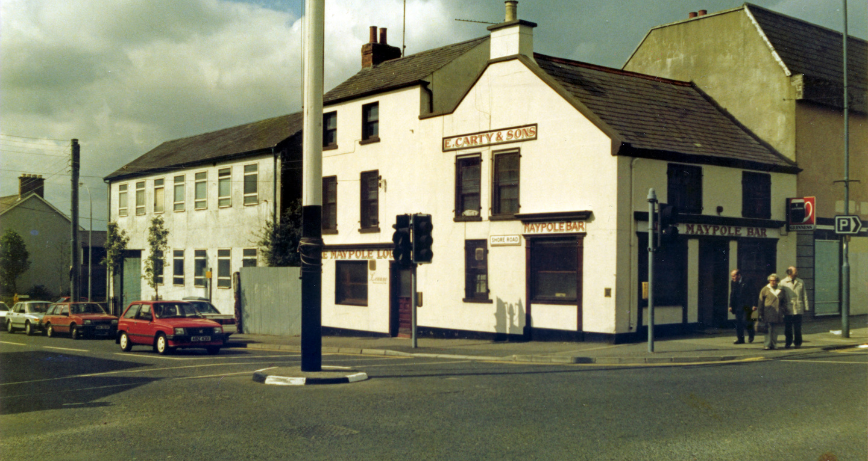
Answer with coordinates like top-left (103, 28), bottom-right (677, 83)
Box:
top-left (443, 124), bottom-right (537, 151)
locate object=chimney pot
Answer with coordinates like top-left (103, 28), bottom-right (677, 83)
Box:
top-left (369, 26), bottom-right (378, 44)
top-left (505, 1), bottom-right (518, 22)
top-left (698, 9), bottom-right (707, 16)
top-left (688, 12), bottom-right (697, 18)
top-left (379, 28), bottom-right (387, 45)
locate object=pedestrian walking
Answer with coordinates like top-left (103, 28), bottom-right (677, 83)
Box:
top-left (756, 273), bottom-right (789, 350)
top-left (728, 269), bottom-right (755, 344)
top-left (780, 266), bottom-right (810, 349)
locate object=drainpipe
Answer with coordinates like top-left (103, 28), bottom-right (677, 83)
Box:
top-left (105, 179), bottom-right (112, 313)
top-left (273, 147), bottom-right (278, 219)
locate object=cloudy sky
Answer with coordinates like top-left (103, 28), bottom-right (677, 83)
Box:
top-left (2, 0), bottom-right (865, 230)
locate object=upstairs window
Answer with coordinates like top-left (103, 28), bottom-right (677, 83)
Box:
top-left (242, 249), bottom-right (257, 267)
top-left (455, 156), bottom-right (481, 220)
top-left (118, 184), bottom-right (128, 217)
top-left (173, 250), bottom-right (184, 285)
top-left (154, 179), bottom-right (165, 213)
top-left (218, 168), bottom-right (231, 207)
top-left (667, 164), bottom-right (702, 214)
top-left (135, 181), bottom-right (145, 215)
top-left (217, 249), bottom-right (231, 288)
top-left (323, 176), bottom-right (338, 232)
top-left (492, 151), bottom-right (520, 217)
top-left (194, 250), bottom-right (207, 287)
top-left (244, 164), bottom-right (258, 205)
top-left (323, 112), bottom-right (337, 148)
top-left (173, 175), bottom-right (185, 212)
top-left (360, 170), bottom-right (379, 231)
top-left (742, 172), bottom-right (771, 219)
top-left (194, 172), bottom-right (207, 209)
top-left (362, 102), bottom-right (379, 142)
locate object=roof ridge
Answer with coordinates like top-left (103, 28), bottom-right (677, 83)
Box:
top-left (745, 2), bottom-right (868, 44)
top-left (534, 53), bottom-right (692, 86)
top-left (380, 35), bottom-right (488, 65)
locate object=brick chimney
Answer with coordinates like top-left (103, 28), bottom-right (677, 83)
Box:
top-left (19, 174), bottom-right (45, 199)
top-left (361, 26), bottom-right (402, 68)
top-left (487, 1), bottom-right (537, 61)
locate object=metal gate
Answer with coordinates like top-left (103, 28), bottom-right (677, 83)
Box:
top-left (239, 267), bottom-right (301, 336)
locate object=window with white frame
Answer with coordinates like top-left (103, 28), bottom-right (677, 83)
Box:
top-left (173, 250), bottom-right (184, 285)
top-left (194, 250), bottom-right (207, 286)
top-left (217, 249), bottom-right (231, 288)
top-left (118, 184), bottom-right (128, 217)
top-left (173, 175), bottom-right (185, 211)
top-left (154, 250), bottom-right (164, 284)
top-left (218, 168), bottom-right (231, 207)
top-left (243, 164), bottom-right (258, 205)
top-left (242, 248), bottom-right (257, 267)
top-left (154, 179), bottom-right (165, 213)
top-left (194, 172), bottom-right (207, 209)
top-left (135, 181), bottom-right (145, 215)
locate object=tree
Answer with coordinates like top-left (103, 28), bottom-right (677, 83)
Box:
top-left (0, 229), bottom-right (30, 295)
top-left (142, 216), bottom-right (169, 299)
top-left (257, 200), bottom-right (302, 267)
top-left (102, 221), bottom-right (129, 302)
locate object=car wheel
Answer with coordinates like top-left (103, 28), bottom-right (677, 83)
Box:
top-left (70, 325), bottom-right (79, 340)
top-left (119, 332), bottom-right (132, 352)
top-left (25, 322), bottom-right (33, 336)
top-left (155, 334), bottom-right (170, 355)
top-left (206, 346), bottom-right (220, 355)
top-left (46, 324), bottom-right (54, 338)
top-left (7, 321), bottom-right (14, 333)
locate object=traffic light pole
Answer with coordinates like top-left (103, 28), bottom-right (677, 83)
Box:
top-left (647, 189), bottom-right (657, 353)
top-left (411, 262), bottom-right (418, 349)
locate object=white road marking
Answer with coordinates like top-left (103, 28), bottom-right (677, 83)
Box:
top-left (44, 346), bottom-right (89, 352)
top-left (780, 359), bottom-right (867, 365)
top-left (0, 341), bottom-right (27, 346)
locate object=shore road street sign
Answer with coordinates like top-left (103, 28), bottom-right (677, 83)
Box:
top-left (835, 215), bottom-right (863, 235)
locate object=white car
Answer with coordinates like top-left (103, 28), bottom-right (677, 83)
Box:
top-left (0, 302), bottom-right (9, 323)
top-left (182, 297), bottom-right (238, 340)
top-left (6, 301), bottom-right (52, 335)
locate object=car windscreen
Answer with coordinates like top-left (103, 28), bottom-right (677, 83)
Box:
top-left (154, 303), bottom-right (201, 318)
top-left (70, 303), bottom-right (106, 314)
top-left (188, 302), bottom-right (221, 314)
top-left (0, 304), bottom-right (8, 312)
top-left (28, 303), bottom-right (51, 313)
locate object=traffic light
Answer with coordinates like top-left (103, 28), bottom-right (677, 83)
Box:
top-left (392, 214), bottom-right (412, 266)
top-left (659, 204), bottom-right (679, 245)
top-left (412, 214), bottom-right (434, 264)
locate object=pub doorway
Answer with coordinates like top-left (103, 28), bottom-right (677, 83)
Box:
top-left (390, 263), bottom-right (412, 337)
top-left (737, 239), bottom-right (777, 308)
top-left (697, 240), bottom-right (729, 328)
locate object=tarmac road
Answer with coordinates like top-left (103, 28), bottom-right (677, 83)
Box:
top-left (0, 331), bottom-right (865, 460)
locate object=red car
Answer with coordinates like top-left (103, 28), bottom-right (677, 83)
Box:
top-left (117, 301), bottom-right (224, 355)
top-left (42, 302), bottom-right (118, 339)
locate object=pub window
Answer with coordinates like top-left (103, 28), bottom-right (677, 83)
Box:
top-left (742, 172), bottom-right (771, 219)
top-left (362, 102), bottom-right (379, 141)
top-left (336, 261), bottom-right (368, 305)
top-left (218, 168), bottom-right (231, 207)
top-left (323, 176), bottom-right (338, 232)
top-left (154, 179), bottom-right (165, 213)
top-left (217, 249), bottom-right (231, 288)
top-left (173, 175), bottom-right (185, 212)
top-left (492, 151), bottom-right (520, 217)
top-left (244, 164), bottom-right (258, 205)
top-left (360, 170), bottom-right (379, 231)
top-left (173, 250), bottom-right (184, 285)
top-left (323, 111), bottom-right (337, 148)
top-left (464, 240), bottom-right (489, 302)
top-left (194, 249), bottom-right (207, 287)
top-left (667, 164), bottom-right (702, 214)
top-left (154, 250), bottom-right (164, 285)
top-left (455, 156), bottom-right (481, 220)
top-left (118, 184), bottom-right (128, 217)
top-left (194, 172), bottom-right (207, 210)
top-left (242, 248), bottom-right (257, 267)
top-left (135, 181), bottom-right (146, 215)
top-left (530, 238), bottom-right (578, 303)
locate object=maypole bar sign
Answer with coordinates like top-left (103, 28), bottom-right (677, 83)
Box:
top-left (787, 197), bottom-right (816, 231)
top-left (443, 124), bottom-right (537, 151)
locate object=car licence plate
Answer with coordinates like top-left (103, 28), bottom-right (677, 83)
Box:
top-left (191, 336), bottom-right (211, 342)
top-left (96, 325), bottom-right (110, 330)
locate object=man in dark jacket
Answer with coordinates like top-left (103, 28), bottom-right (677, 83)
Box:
top-left (728, 269), bottom-right (755, 344)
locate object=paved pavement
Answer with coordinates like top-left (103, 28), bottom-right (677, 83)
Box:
top-left (228, 315), bottom-right (867, 365)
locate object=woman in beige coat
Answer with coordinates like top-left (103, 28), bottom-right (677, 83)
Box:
top-left (756, 273), bottom-right (789, 350)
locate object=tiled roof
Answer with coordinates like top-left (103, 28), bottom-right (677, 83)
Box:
top-left (747, 3), bottom-right (867, 92)
top-left (324, 36), bottom-right (488, 105)
top-left (0, 194), bottom-right (20, 214)
top-left (105, 112), bottom-right (304, 181)
top-left (535, 54), bottom-right (796, 170)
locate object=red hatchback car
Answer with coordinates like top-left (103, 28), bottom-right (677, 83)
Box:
top-left (117, 301), bottom-right (224, 354)
top-left (42, 302), bottom-right (118, 339)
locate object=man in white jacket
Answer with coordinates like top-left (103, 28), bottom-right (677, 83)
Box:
top-left (781, 266), bottom-right (810, 349)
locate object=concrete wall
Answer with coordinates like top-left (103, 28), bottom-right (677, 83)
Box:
top-left (239, 266), bottom-right (301, 336)
top-left (110, 153), bottom-right (277, 316)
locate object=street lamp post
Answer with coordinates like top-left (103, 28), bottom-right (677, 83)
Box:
top-left (80, 182), bottom-right (92, 301)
